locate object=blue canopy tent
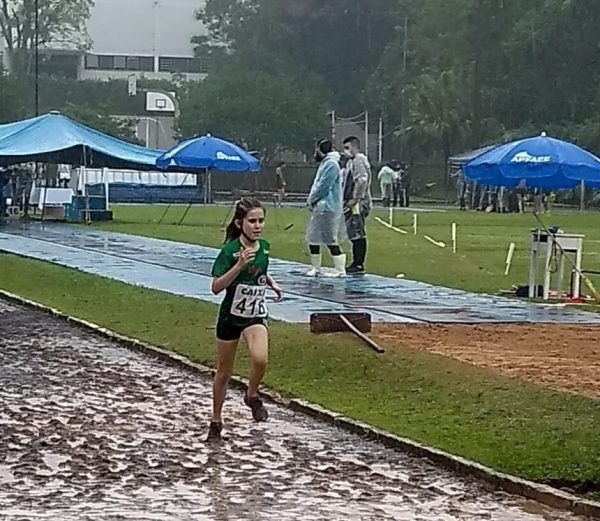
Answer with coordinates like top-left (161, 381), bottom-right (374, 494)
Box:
top-left (463, 133), bottom-right (600, 190)
top-left (448, 145), bottom-right (497, 168)
top-left (155, 134), bottom-right (260, 225)
top-left (0, 112), bottom-right (164, 171)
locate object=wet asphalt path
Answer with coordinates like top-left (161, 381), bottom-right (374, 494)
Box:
top-left (0, 301), bottom-right (590, 520)
top-left (3, 221), bottom-right (600, 324)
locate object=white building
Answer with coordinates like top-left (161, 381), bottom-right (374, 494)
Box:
top-left (1, 0), bottom-right (208, 81)
top-left (82, 0), bottom-right (207, 80)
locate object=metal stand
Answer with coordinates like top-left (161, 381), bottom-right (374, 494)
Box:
top-left (528, 230), bottom-right (584, 299)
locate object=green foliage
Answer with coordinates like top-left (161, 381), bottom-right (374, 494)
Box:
top-left (62, 105), bottom-right (142, 144)
top-left (0, 0), bottom-right (93, 74)
top-left (397, 70), bottom-right (472, 163)
top-left (195, 0), bottom-right (600, 161)
top-left (0, 72), bottom-right (25, 123)
top-left (178, 62), bottom-right (328, 160)
top-left (0, 74), bottom-right (184, 141)
top-left (391, 0), bottom-right (600, 159)
top-left (197, 0), bottom-right (402, 114)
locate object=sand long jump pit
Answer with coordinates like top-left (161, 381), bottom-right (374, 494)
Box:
top-left (374, 322), bottom-right (600, 398)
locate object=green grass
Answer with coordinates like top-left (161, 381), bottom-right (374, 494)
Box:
top-left (93, 204), bottom-right (600, 296)
top-left (1, 252), bottom-right (599, 494)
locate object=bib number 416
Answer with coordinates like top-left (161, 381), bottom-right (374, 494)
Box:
top-left (231, 284), bottom-right (268, 318)
top-left (234, 297), bottom-right (266, 317)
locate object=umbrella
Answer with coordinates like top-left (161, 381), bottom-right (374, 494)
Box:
top-left (156, 134), bottom-right (260, 172)
top-left (463, 132), bottom-right (600, 189)
top-left (155, 134), bottom-right (260, 224)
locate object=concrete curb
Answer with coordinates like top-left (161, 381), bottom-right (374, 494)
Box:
top-left (1, 289), bottom-right (599, 519)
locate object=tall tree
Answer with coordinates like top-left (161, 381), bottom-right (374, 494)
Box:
top-left (398, 70), bottom-right (470, 164)
top-left (0, 0), bottom-right (93, 75)
top-left (196, 0), bottom-right (402, 114)
top-left (178, 62), bottom-right (327, 162)
top-left (0, 71), bottom-right (25, 122)
top-left (63, 104), bottom-right (141, 144)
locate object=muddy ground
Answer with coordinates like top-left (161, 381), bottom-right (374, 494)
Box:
top-left (0, 300), bottom-right (592, 520)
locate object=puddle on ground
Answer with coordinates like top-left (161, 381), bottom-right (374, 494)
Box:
top-left (0, 300), bottom-right (592, 520)
top-left (3, 221), bottom-right (600, 324)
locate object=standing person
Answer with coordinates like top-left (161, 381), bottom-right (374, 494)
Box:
top-left (207, 198), bottom-right (282, 441)
top-left (400, 163), bottom-right (411, 207)
top-left (451, 168), bottom-right (467, 210)
top-left (516, 179), bottom-right (527, 213)
top-left (0, 169), bottom-right (9, 217)
top-left (274, 162), bottom-right (286, 207)
top-left (377, 163), bottom-right (395, 207)
top-left (342, 136), bottom-right (371, 275)
top-left (306, 139), bottom-right (346, 277)
top-left (392, 162), bottom-right (402, 207)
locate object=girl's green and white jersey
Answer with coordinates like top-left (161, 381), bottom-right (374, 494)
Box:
top-left (211, 238), bottom-right (270, 325)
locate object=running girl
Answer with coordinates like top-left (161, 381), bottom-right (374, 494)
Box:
top-left (207, 198), bottom-right (282, 441)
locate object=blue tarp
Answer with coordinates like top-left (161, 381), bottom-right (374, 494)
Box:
top-left (0, 113), bottom-right (165, 171)
top-left (464, 133), bottom-right (600, 189)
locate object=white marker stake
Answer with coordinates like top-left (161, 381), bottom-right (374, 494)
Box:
top-left (451, 222), bottom-right (457, 253)
top-left (389, 207), bottom-right (393, 227)
top-left (413, 213), bottom-right (418, 235)
top-left (505, 242), bottom-right (516, 276)
top-left (424, 235), bottom-right (446, 248)
top-left (374, 216), bottom-right (407, 234)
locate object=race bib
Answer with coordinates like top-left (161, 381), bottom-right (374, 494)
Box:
top-left (231, 284), bottom-right (268, 318)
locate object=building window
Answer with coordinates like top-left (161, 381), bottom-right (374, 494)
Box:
top-left (158, 56), bottom-right (173, 72)
top-left (85, 54), bottom-right (99, 69)
top-left (114, 56), bottom-right (127, 70)
top-left (126, 56), bottom-right (140, 71)
top-left (190, 57), bottom-right (208, 74)
top-left (159, 56), bottom-right (207, 74)
top-left (98, 55), bottom-right (114, 70)
top-left (139, 56), bottom-right (154, 71)
top-left (85, 54), bottom-right (154, 72)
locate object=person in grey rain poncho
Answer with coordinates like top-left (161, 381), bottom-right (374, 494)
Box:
top-left (305, 139), bottom-right (346, 277)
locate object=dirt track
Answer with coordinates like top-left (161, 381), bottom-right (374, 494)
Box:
top-left (0, 300), bottom-right (592, 520)
top-left (374, 323), bottom-right (600, 398)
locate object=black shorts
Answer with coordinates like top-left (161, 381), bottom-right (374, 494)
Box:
top-left (216, 318), bottom-right (267, 342)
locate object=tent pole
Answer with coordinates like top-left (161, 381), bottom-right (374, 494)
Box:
top-left (204, 168), bottom-right (209, 204)
top-left (177, 200), bottom-right (194, 226)
top-left (83, 148), bottom-right (91, 224)
top-left (580, 180), bottom-right (585, 212)
top-left (157, 173), bottom-right (190, 225)
top-left (103, 167), bottom-right (109, 211)
top-left (177, 170), bottom-right (204, 226)
top-left (40, 165), bottom-right (48, 221)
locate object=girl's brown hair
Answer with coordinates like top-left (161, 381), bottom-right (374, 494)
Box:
top-left (224, 197), bottom-right (265, 243)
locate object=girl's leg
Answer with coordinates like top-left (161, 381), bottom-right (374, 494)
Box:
top-left (242, 324), bottom-right (269, 398)
top-left (212, 339), bottom-right (239, 423)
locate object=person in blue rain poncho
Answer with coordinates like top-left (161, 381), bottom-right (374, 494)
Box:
top-left (305, 139), bottom-right (346, 277)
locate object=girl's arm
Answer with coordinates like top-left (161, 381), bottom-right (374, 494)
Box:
top-left (211, 247), bottom-right (254, 294)
top-left (266, 274), bottom-right (282, 302)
